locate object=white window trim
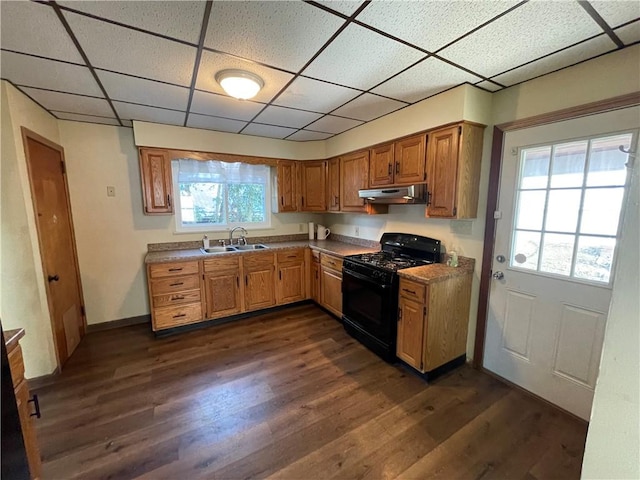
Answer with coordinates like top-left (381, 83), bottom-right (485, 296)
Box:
top-left (171, 160), bottom-right (272, 234)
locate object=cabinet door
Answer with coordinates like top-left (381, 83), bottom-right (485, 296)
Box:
top-left (276, 160), bottom-right (298, 212)
top-left (139, 148), bottom-right (173, 215)
top-left (340, 151), bottom-right (369, 212)
top-left (369, 143), bottom-right (394, 187)
top-left (277, 262), bottom-right (306, 304)
top-left (397, 296), bottom-right (425, 370)
top-left (327, 157), bottom-right (341, 212)
top-left (320, 267), bottom-right (342, 318)
top-left (15, 380), bottom-right (42, 479)
top-left (395, 134), bottom-right (426, 184)
top-left (299, 160), bottom-right (327, 212)
top-left (310, 260), bottom-right (320, 302)
top-left (426, 125), bottom-right (460, 218)
top-left (204, 270), bottom-right (242, 318)
top-left (244, 254), bottom-right (276, 311)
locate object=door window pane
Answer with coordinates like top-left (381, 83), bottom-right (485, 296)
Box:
top-left (515, 190), bottom-right (546, 230)
top-left (580, 187), bottom-right (624, 236)
top-left (575, 236), bottom-right (616, 283)
top-left (586, 134), bottom-right (632, 187)
top-left (511, 230), bottom-right (541, 271)
top-left (520, 146), bottom-right (550, 189)
top-left (540, 233), bottom-right (575, 276)
top-left (545, 189), bottom-right (581, 233)
top-left (550, 141), bottom-right (587, 188)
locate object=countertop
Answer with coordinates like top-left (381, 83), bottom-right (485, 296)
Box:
top-left (3, 328), bottom-right (25, 352)
top-left (144, 240), bottom-right (378, 264)
top-left (398, 256), bottom-right (475, 284)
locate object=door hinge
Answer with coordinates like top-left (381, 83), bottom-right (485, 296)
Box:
top-left (458, 125), bottom-right (462, 135)
top-left (202, 274), bottom-right (205, 280)
top-left (80, 305), bottom-right (86, 316)
top-left (420, 361), bottom-right (424, 370)
top-left (423, 172), bottom-right (427, 180)
top-left (60, 160), bottom-right (66, 174)
top-left (423, 306), bottom-right (426, 316)
top-left (301, 196), bottom-right (305, 206)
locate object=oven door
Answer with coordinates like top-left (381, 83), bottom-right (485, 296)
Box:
top-left (342, 268), bottom-right (397, 345)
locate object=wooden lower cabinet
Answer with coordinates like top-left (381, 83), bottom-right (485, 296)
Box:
top-left (397, 275), bottom-right (472, 373)
top-left (319, 253), bottom-right (343, 318)
top-left (243, 252), bottom-right (276, 311)
top-left (203, 256), bottom-right (242, 319)
top-left (5, 333), bottom-right (42, 479)
top-left (276, 249), bottom-right (306, 305)
top-left (310, 251), bottom-right (320, 302)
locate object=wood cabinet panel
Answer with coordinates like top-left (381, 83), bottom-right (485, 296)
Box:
top-left (340, 151), bottom-right (369, 212)
top-left (204, 271), bottom-right (242, 318)
top-left (153, 289), bottom-right (201, 308)
top-left (149, 261), bottom-right (199, 279)
top-left (8, 344), bottom-right (25, 387)
top-left (15, 379), bottom-right (41, 479)
top-left (394, 134), bottom-right (426, 184)
top-left (244, 253), bottom-right (276, 311)
top-left (277, 262), bottom-right (306, 304)
top-left (139, 148), bottom-right (173, 215)
top-left (310, 258), bottom-right (320, 303)
top-left (320, 253), bottom-right (343, 271)
top-left (276, 160), bottom-right (298, 212)
top-left (154, 303), bottom-right (203, 329)
top-left (277, 250), bottom-right (305, 263)
top-left (299, 160), bottom-right (327, 211)
top-left (327, 157), bottom-right (340, 211)
top-left (320, 267), bottom-right (343, 318)
top-left (398, 278), bottom-right (426, 304)
top-left (369, 143), bottom-right (394, 187)
top-left (203, 256), bottom-right (240, 273)
top-left (397, 296), bottom-right (425, 369)
top-left (150, 274), bottom-right (200, 295)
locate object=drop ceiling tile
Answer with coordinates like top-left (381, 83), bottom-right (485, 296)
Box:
top-left (287, 130), bottom-right (334, 141)
top-left (615, 20), bottom-right (640, 45)
top-left (190, 90), bottom-right (263, 121)
top-left (53, 111), bottom-right (120, 126)
top-left (274, 76), bottom-right (360, 112)
top-left (1, 51), bottom-right (102, 97)
top-left (113, 102), bottom-right (185, 126)
top-left (57, 1), bottom-right (207, 44)
top-left (303, 23), bottom-right (425, 90)
top-left (439, 1), bottom-right (603, 77)
top-left (195, 50), bottom-right (293, 103)
top-left (96, 70), bottom-right (190, 111)
top-left (204, 2), bottom-right (343, 72)
top-left (372, 57), bottom-right (483, 104)
top-left (316, 1), bottom-right (365, 17)
top-left (0, 1), bottom-right (84, 63)
top-left (253, 105), bottom-right (323, 129)
top-left (590, 1), bottom-right (640, 29)
top-left (63, 10), bottom-right (197, 86)
top-left (492, 35), bottom-right (617, 86)
top-left (356, 1), bottom-right (519, 52)
top-left (331, 93), bottom-right (406, 121)
top-left (242, 123), bottom-right (297, 139)
top-left (475, 80), bottom-right (503, 92)
top-left (305, 115), bottom-right (364, 134)
top-left (186, 113), bottom-right (247, 133)
top-left (20, 87), bottom-right (113, 117)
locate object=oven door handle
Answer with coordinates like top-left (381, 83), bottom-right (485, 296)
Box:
top-left (343, 269), bottom-right (391, 289)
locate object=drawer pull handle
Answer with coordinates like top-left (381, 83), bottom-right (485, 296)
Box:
top-left (287, 255), bottom-right (297, 259)
top-left (169, 282), bottom-right (184, 286)
top-left (171, 295), bottom-right (184, 300)
top-left (173, 313), bottom-right (187, 319)
top-left (168, 268), bottom-right (183, 272)
top-left (402, 288), bottom-right (417, 294)
top-left (28, 394), bottom-right (41, 419)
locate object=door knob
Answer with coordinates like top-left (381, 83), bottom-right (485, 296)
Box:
top-left (492, 271), bottom-right (504, 280)
top-left (48, 274), bottom-right (59, 282)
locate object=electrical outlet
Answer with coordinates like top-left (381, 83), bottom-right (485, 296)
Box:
top-left (354, 226), bottom-right (360, 237)
top-left (106, 186), bottom-right (116, 197)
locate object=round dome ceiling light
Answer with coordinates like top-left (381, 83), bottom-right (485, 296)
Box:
top-left (215, 69), bottom-right (264, 100)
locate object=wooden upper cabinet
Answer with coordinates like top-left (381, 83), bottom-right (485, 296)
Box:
top-left (299, 160), bottom-right (327, 212)
top-left (394, 134), bottom-right (426, 184)
top-left (139, 148), bottom-right (173, 215)
top-left (340, 150), bottom-right (370, 212)
top-left (327, 157), bottom-right (341, 212)
top-left (426, 122), bottom-right (485, 219)
top-left (276, 160), bottom-right (298, 212)
top-left (369, 143), bottom-right (394, 187)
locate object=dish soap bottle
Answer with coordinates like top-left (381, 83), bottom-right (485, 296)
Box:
top-left (203, 234), bottom-right (209, 250)
top-left (449, 250), bottom-right (459, 268)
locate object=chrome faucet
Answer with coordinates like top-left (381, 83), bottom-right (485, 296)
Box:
top-left (229, 227), bottom-right (248, 245)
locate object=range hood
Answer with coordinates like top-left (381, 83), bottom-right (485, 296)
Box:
top-left (358, 184), bottom-right (428, 204)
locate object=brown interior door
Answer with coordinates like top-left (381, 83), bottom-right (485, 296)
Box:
top-left (22, 128), bottom-right (85, 366)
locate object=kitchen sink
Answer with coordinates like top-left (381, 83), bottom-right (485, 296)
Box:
top-left (234, 244), bottom-right (269, 250)
top-left (200, 246), bottom-right (238, 254)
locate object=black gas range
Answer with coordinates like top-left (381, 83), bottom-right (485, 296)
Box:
top-left (342, 233), bottom-right (441, 362)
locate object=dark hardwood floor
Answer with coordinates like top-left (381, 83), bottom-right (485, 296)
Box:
top-left (33, 304), bottom-right (587, 479)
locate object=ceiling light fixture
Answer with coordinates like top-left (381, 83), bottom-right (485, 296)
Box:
top-left (215, 69), bottom-right (264, 100)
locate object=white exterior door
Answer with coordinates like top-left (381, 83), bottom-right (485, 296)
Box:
top-left (484, 107), bottom-right (639, 420)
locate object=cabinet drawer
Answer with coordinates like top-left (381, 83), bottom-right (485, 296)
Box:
top-left (320, 253), bottom-right (343, 271)
top-left (203, 256), bottom-right (240, 273)
top-left (243, 252), bottom-right (275, 269)
top-left (310, 249), bottom-right (320, 262)
top-left (154, 303), bottom-right (202, 330)
top-left (151, 274), bottom-right (200, 294)
top-left (149, 261), bottom-right (199, 279)
top-left (8, 345), bottom-right (25, 388)
top-left (277, 249), bottom-right (304, 263)
top-left (153, 288), bottom-right (201, 308)
top-left (399, 278), bottom-right (426, 303)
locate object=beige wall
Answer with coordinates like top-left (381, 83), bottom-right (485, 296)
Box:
top-left (59, 121), bottom-right (320, 326)
top-left (1, 81), bottom-right (59, 377)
